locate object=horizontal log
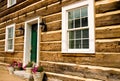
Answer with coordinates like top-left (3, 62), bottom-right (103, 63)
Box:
top-left (14, 44), bottom-right (24, 51)
top-left (0, 40), bottom-right (5, 45)
top-left (96, 13), bottom-right (120, 27)
top-left (41, 32), bottom-right (61, 42)
top-left (4, 57), bottom-right (23, 64)
top-left (96, 26), bottom-right (120, 39)
top-left (41, 61), bottom-right (120, 81)
top-left (0, 0), bottom-right (6, 8)
top-left (96, 1), bottom-right (120, 14)
top-left (96, 41), bottom-right (120, 52)
top-left (0, 34), bottom-right (5, 40)
top-left (0, 47), bottom-right (4, 51)
top-left (0, 28), bottom-right (5, 34)
top-left (43, 13), bottom-right (61, 23)
top-left (40, 52), bottom-right (62, 62)
top-left (40, 53), bottom-right (120, 68)
top-left (0, 0), bottom-right (80, 24)
top-left (5, 52), bottom-right (23, 58)
top-left (0, 57), bottom-right (5, 62)
top-left (0, 22), bottom-right (6, 29)
top-left (0, 5), bottom-right (7, 13)
top-left (47, 21), bottom-right (61, 31)
top-left (0, 53), bottom-right (4, 57)
top-left (40, 42), bottom-right (61, 51)
top-left (0, 0), bottom-right (40, 18)
top-left (15, 36), bottom-right (24, 44)
top-left (15, 30), bottom-right (24, 37)
top-left (0, 0), bottom-right (59, 23)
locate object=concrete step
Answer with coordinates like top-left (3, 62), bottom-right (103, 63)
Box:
top-left (41, 61), bottom-right (120, 81)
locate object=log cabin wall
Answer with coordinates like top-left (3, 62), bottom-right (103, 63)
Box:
top-left (0, 0), bottom-right (120, 80)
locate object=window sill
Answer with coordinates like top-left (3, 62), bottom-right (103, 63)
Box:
top-left (62, 53), bottom-right (95, 57)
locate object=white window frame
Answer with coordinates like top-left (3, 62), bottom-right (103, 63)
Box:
top-left (7, 0), bottom-right (16, 7)
top-left (62, 0), bottom-right (95, 53)
top-left (5, 24), bottom-right (15, 52)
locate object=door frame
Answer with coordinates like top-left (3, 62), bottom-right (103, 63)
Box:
top-left (23, 17), bottom-right (41, 66)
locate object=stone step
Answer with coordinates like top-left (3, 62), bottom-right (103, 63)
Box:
top-left (46, 72), bottom-right (102, 81)
top-left (41, 61), bottom-right (120, 81)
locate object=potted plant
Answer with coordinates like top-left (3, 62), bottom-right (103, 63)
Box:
top-left (14, 62), bottom-right (23, 70)
top-left (32, 66), bottom-right (44, 81)
top-left (24, 62), bottom-right (33, 73)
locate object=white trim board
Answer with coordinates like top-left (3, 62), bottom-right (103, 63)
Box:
top-left (23, 17), bottom-right (41, 66)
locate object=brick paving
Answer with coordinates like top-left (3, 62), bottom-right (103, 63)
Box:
top-left (0, 69), bottom-right (26, 81)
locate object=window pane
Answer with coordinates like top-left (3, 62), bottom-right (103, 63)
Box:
top-left (75, 19), bottom-right (80, 28)
top-left (10, 0), bottom-right (16, 5)
top-left (76, 40), bottom-right (81, 48)
top-left (68, 20), bottom-right (74, 29)
top-left (81, 6), bottom-right (88, 17)
top-left (8, 39), bottom-right (13, 49)
top-left (69, 31), bottom-right (74, 39)
top-left (8, 45), bottom-right (12, 49)
top-left (76, 30), bottom-right (81, 39)
top-left (82, 17), bottom-right (88, 27)
top-left (8, 27), bottom-right (13, 38)
top-left (83, 39), bottom-right (89, 48)
top-left (8, 39), bottom-right (13, 45)
top-left (68, 11), bottom-right (73, 19)
top-left (74, 9), bottom-right (80, 18)
top-left (82, 29), bottom-right (89, 38)
top-left (69, 40), bottom-right (74, 49)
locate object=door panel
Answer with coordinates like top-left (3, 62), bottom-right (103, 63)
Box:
top-left (31, 24), bottom-right (37, 62)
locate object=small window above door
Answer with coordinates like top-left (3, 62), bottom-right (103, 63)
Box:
top-left (7, 0), bottom-right (16, 8)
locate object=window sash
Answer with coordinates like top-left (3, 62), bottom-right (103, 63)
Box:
top-left (62, 0), bottom-right (95, 53)
top-left (5, 24), bottom-right (15, 52)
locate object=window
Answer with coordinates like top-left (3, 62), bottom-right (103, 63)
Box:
top-left (7, 0), bottom-right (16, 7)
top-left (5, 24), bottom-right (15, 52)
top-left (62, 0), bottom-right (95, 53)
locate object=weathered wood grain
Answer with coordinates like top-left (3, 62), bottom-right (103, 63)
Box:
top-left (43, 13), bottom-right (61, 23)
top-left (0, 28), bottom-right (5, 34)
top-left (41, 32), bottom-right (61, 42)
top-left (0, 34), bottom-right (5, 40)
top-left (0, 47), bottom-right (4, 51)
top-left (0, 40), bottom-right (5, 45)
top-left (96, 27), bottom-right (120, 39)
top-left (96, 41), bottom-right (120, 52)
top-left (14, 44), bottom-right (24, 51)
top-left (15, 36), bottom-right (24, 43)
top-left (96, 13), bottom-right (120, 27)
top-left (40, 42), bottom-right (61, 51)
top-left (96, 1), bottom-right (120, 14)
top-left (40, 52), bottom-right (120, 68)
top-left (47, 21), bottom-right (61, 31)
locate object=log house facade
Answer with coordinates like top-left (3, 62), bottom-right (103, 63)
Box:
top-left (0, 0), bottom-right (120, 81)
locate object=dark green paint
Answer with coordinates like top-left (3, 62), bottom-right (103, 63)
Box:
top-left (31, 24), bottom-right (37, 62)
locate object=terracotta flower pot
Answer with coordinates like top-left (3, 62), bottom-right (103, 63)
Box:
top-left (33, 72), bottom-right (44, 81)
top-left (26, 67), bottom-right (32, 74)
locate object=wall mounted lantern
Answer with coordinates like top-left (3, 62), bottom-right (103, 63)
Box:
top-left (40, 21), bottom-right (47, 32)
top-left (18, 26), bottom-right (24, 35)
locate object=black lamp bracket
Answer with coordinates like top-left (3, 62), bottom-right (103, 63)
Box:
top-left (40, 22), bottom-right (47, 32)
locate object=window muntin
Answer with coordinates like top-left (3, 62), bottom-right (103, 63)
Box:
top-left (5, 24), bottom-right (15, 52)
top-left (68, 6), bottom-right (89, 49)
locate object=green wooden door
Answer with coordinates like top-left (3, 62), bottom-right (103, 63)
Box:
top-left (31, 24), bottom-right (37, 62)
